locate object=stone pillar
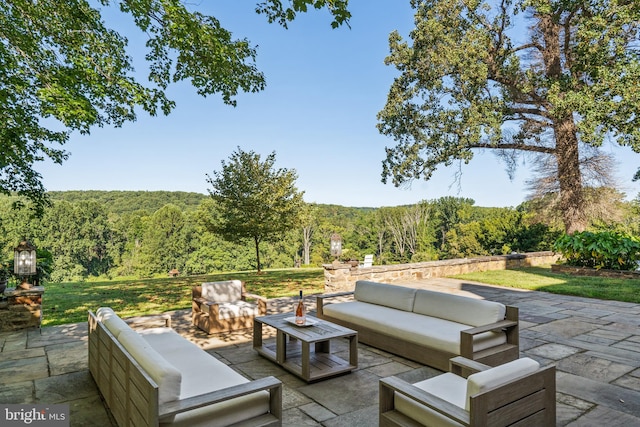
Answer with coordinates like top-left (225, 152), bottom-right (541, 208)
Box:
top-left (322, 261), bottom-right (356, 293)
top-left (0, 286), bottom-right (44, 332)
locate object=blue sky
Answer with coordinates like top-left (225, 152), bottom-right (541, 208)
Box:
top-left (37, 1), bottom-right (640, 208)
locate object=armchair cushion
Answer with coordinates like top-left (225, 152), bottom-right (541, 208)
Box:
top-left (214, 300), bottom-right (261, 319)
top-left (395, 373), bottom-right (467, 427)
top-left (201, 280), bottom-right (243, 302)
top-left (465, 357), bottom-right (540, 410)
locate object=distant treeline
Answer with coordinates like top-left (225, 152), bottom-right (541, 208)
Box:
top-left (1, 190), bottom-right (638, 282)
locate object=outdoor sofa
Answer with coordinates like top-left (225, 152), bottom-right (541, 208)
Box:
top-left (316, 281), bottom-right (519, 371)
top-left (88, 308), bottom-right (282, 427)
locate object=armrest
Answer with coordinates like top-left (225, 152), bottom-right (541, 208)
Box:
top-left (449, 356), bottom-right (491, 377)
top-left (244, 293), bottom-right (268, 315)
top-left (159, 376), bottom-right (282, 419)
top-left (124, 314), bottom-right (172, 328)
top-left (243, 292), bottom-right (267, 301)
top-left (316, 291), bottom-right (354, 317)
top-left (460, 318), bottom-right (519, 360)
top-left (380, 376), bottom-right (470, 426)
top-left (316, 291), bottom-right (355, 300)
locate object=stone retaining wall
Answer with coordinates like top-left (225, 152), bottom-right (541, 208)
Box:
top-left (0, 286), bottom-right (44, 332)
top-left (322, 251), bottom-right (560, 293)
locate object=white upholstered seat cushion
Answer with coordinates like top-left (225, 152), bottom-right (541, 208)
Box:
top-left (354, 280), bottom-right (417, 311)
top-left (138, 328), bottom-right (270, 427)
top-left (323, 301), bottom-right (505, 354)
top-left (395, 373), bottom-right (467, 427)
top-left (206, 300), bottom-right (260, 319)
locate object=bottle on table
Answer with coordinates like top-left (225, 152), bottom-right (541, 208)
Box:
top-left (295, 290), bottom-right (306, 325)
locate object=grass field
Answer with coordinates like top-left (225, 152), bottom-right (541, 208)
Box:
top-left (41, 265), bottom-right (640, 327)
top-left (44, 268), bottom-right (325, 326)
top-left (451, 265), bottom-right (640, 304)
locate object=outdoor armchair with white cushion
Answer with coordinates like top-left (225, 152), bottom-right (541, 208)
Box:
top-left (379, 356), bottom-right (556, 427)
top-left (192, 280), bottom-right (267, 334)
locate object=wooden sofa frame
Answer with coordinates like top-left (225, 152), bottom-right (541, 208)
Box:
top-left (192, 282), bottom-right (267, 334)
top-left (88, 311), bottom-right (282, 427)
top-left (379, 356), bottom-right (556, 426)
top-left (316, 291), bottom-right (519, 371)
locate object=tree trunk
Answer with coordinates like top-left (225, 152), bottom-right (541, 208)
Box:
top-left (302, 225), bottom-right (312, 265)
top-left (254, 236), bottom-right (262, 273)
top-left (540, 14), bottom-right (586, 234)
top-left (555, 116), bottom-right (586, 234)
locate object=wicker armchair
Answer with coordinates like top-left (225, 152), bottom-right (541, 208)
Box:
top-left (192, 280), bottom-right (267, 334)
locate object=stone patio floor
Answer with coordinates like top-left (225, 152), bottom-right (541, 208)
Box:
top-left (2, 277), bottom-right (640, 426)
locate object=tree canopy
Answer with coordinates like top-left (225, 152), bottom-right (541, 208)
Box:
top-left (206, 148), bottom-right (306, 272)
top-left (377, 0), bottom-right (640, 234)
top-left (0, 0), bottom-right (350, 213)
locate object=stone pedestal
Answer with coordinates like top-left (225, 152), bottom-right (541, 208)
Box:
top-left (0, 286), bottom-right (44, 332)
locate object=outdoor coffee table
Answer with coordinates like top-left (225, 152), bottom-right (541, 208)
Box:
top-left (253, 313), bottom-right (358, 382)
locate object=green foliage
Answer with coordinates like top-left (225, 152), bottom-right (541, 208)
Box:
top-left (0, 191), bottom-right (571, 280)
top-left (0, 1), bottom-right (350, 212)
top-left (206, 148), bottom-right (306, 272)
top-left (553, 231), bottom-right (640, 271)
top-left (377, 0), bottom-right (640, 233)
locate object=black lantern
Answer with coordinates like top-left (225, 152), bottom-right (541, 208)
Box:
top-left (14, 239), bottom-right (37, 289)
top-left (330, 233), bottom-right (342, 258)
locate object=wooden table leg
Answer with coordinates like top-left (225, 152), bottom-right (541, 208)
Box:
top-left (302, 341), bottom-right (310, 380)
top-left (349, 334), bottom-right (358, 367)
top-left (276, 330), bottom-right (287, 364)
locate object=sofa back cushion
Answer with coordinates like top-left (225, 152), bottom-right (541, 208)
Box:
top-left (201, 280), bottom-right (243, 302)
top-left (117, 329), bottom-right (182, 407)
top-left (96, 307), bottom-right (131, 338)
top-left (412, 289), bottom-right (506, 327)
top-left (465, 357), bottom-right (540, 411)
top-left (354, 281), bottom-right (417, 312)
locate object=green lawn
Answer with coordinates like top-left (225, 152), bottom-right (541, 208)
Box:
top-left (450, 265), bottom-right (640, 304)
top-left (44, 268), bottom-right (325, 326)
top-left (42, 264), bottom-right (640, 327)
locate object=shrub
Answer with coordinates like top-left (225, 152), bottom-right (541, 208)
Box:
top-left (553, 231), bottom-right (640, 271)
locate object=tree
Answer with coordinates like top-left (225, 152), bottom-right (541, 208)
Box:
top-left (206, 148), bottom-right (305, 273)
top-left (377, 0), bottom-right (640, 234)
top-left (0, 1), bottom-right (350, 213)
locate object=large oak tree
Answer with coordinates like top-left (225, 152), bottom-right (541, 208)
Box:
top-left (377, 0), bottom-right (640, 233)
top-left (0, 0), bottom-right (350, 213)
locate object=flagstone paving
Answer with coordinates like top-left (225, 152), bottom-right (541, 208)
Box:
top-left (1, 277), bottom-right (640, 426)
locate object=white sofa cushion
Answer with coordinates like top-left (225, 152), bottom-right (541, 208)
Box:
top-left (138, 328), bottom-right (270, 427)
top-left (211, 300), bottom-right (260, 319)
top-left (201, 280), bottom-right (243, 302)
top-left (465, 357), bottom-right (540, 411)
top-left (97, 307), bottom-right (131, 338)
top-left (117, 329), bottom-right (182, 407)
top-left (395, 373), bottom-right (467, 427)
top-left (413, 289), bottom-right (506, 327)
top-left (354, 280), bottom-right (417, 312)
top-left (323, 301), bottom-right (505, 355)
